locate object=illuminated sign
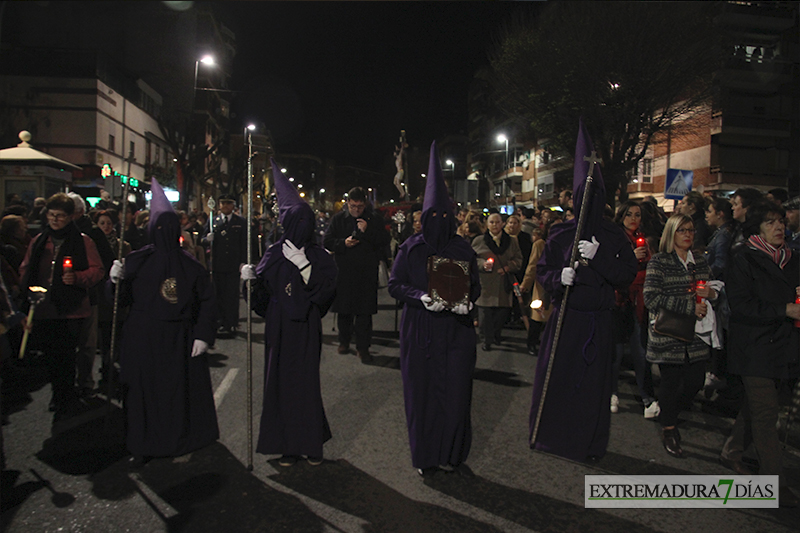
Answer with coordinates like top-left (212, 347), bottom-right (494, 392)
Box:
top-left (101, 164), bottom-right (112, 178)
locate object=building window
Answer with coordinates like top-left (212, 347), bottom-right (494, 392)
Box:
top-left (641, 158), bottom-right (652, 183)
top-left (155, 145), bottom-right (161, 167)
top-left (145, 139), bottom-right (152, 166)
top-left (129, 141), bottom-right (135, 159)
top-left (108, 134), bottom-right (115, 153)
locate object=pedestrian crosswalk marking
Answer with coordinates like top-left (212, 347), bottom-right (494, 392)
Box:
top-left (214, 368), bottom-right (239, 408)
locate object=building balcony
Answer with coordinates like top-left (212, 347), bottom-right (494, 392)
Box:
top-left (717, 3), bottom-right (796, 33)
top-left (710, 113), bottom-right (792, 137)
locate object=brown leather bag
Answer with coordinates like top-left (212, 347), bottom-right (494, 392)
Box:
top-left (653, 308), bottom-right (695, 342)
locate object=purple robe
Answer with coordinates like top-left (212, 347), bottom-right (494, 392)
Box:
top-left (252, 212), bottom-right (338, 458)
top-left (389, 233), bottom-right (480, 469)
top-left (119, 207), bottom-right (219, 458)
top-left (528, 219), bottom-right (636, 461)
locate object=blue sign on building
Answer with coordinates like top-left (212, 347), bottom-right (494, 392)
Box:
top-left (664, 169), bottom-right (693, 200)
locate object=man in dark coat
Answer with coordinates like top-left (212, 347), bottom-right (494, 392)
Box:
top-left (120, 202), bottom-right (147, 251)
top-left (529, 121), bottom-right (637, 463)
top-left (69, 192), bottom-right (115, 397)
top-left (208, 194), bottom-right (247, 336)
top-left (678, 191), bottom-right (711, 253)
top-left (324, 187), bottom-right (390, 363)
top-left (244, 159), bottom-right (338, 466)
top-left (389, 142), bottom-right (481, 476)
top-left (114, 179), bottom-right (218, 462)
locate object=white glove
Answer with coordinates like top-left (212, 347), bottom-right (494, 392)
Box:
top-left (578, 236), bottom-right (600, 261)
top-left (420, 294), bottom-right (445, 312)
top-left (282, 240), bottom-right (310, 270)
top-left (561, 262), bottom-right (579, 286)
top-left (205, 233), bottom-right (214, 243)
top-left (240, 264), bottom-right (257, 281)
top-left (451, 302), bottom-right (474, 315)
top-left (191, 339), bottom-right (208, 357)
top-left (110, 259), bottom-right (125, 283)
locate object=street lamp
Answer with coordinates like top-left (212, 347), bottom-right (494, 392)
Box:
top-left (193, 55), bottom-right (215, 107)
top-left (446, 159), bottom-right (455, 174)
top-left (497, 134), bottom-right (510, 204)
top-left (496, 134), bottom-right (508, 170)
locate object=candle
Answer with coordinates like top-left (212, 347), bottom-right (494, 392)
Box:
top-left (636, 237), bottom-right (646, 248)
top-left (696, 280), bottom-right (705, 303)
top-left (62, 256), bottom-right (73, 271)
top-left (485, 257), bottom-right (494, 271)
top-left (795, 296), bottom-right (800, 328)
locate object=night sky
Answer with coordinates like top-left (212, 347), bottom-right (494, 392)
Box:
top-left (222, 1), bottom-right (535, 171)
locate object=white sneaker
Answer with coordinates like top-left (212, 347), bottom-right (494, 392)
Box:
top-left (644, 401), bottom-right (661, 419)
top-left (610, 394), bottom-right (619, 414)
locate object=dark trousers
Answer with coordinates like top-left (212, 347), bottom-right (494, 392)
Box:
top-left (613, 315), bottom-right (655, 403)
top-left (722, 376), bottom-right (783, 480)
top-left (32, 319), bottom-right (83, 409)
top-left (657, 358), bottom-right (705, 427)
top-left (479, 307), bottom-right (510, 345)
top-left (337, 313), bottom-right (372, 351)
top-left (213, 270), bottom-right (240, 330)
top-left (527, 320), bottom-right (544, 350)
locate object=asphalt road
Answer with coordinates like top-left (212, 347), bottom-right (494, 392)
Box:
top-left (2, 289), bottom-right (799, 532)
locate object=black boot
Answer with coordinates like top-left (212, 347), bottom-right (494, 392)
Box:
top-left (661, 427), bottom-right (683, 458)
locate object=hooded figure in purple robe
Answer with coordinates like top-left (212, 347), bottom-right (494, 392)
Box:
top-left (528, 120), bottom-right (637, 462)
top-left (249, 159), bottom-right (337, 464)
top-left (388, 141), bottom-right (481, 475)
top-left (117, 178), bottom-right (218, 459)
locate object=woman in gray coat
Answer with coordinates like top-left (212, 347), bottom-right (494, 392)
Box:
top-left (472, 213), bottom-right (522, 351)
top-left (644, 214), bottom-right (716, 459)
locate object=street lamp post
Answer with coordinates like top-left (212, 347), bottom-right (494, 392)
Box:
top-left (192, 55), bottom-right (215, 119)
top-left (185, 55), bottom-right (215, 209)
top-left (497, 134), bottom-right (509, 205)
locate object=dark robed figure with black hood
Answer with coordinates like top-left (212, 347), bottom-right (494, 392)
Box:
top-left (388, 142), bottom-right (481, 475)
top-left (114, 179), bottom-right (218, 459)
top-left (243, 159), bottom-right (338, 466)
top-left (529, 121), bottom-right (637, 462)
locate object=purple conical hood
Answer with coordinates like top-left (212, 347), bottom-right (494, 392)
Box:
top-left (148, 178), bottom-right (178, 237)
top-left (272, 158), bottom-right (304, 225)
top-left (421, 141), bottom-right (456, 252)
top-left (572, 118), bottom-right (607, 239)
top-left (272, 158), bottom-right (315, 247)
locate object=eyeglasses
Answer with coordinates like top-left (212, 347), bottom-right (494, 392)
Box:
top-left (47, 212), bottom-right (69, 220)
top-left (676, 228), bottom-right (695, 235)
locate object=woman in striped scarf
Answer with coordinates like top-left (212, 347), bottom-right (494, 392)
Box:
top-left (720, 199), bottom-right (800, 507)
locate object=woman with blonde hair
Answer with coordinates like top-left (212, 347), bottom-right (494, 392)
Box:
top-left (644, 214), bottom-right (716, 458)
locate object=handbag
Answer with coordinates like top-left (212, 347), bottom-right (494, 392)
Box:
top-left (653, 307), bottom-right (695, 343)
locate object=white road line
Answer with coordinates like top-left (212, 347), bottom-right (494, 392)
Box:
top-left (214, 368), bottom-right (239, 408)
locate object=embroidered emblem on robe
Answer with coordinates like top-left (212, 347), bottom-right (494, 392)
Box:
top-left (160, 278), bottom-right (178, 304)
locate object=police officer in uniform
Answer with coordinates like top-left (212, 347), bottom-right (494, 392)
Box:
top-left (208, 194), bottom-right (247, 336)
